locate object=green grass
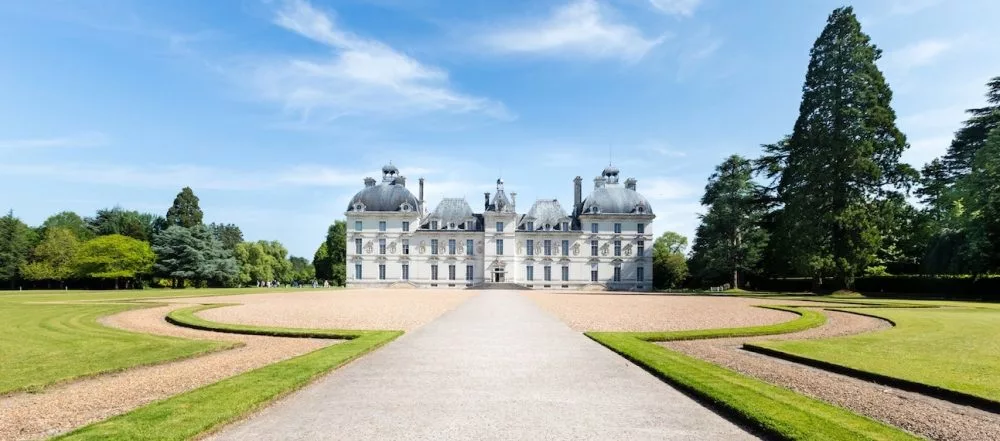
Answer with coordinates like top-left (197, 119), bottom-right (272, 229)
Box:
top-left (625, 305), bottom-right (826, 342)
top-left (747, 306), bottom-right (1000, 404)
top-left (53, 328), bottom-right (402, 441)
top-left (166, 304), bottom-right (384, 339)
top-left (587, 332), bottom-right (919, 441)
top-left (0, 301), bottom-right (231, 395)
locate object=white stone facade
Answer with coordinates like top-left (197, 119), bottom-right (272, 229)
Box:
top-left (346, 165), bottom-right (654, 291)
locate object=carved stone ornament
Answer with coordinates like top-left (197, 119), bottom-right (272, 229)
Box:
top-left (457, 242), bottom-right (465, 254)
top-left (364, 241), bottom-right (374, 254)
top-left (572, 242), bottom-right (580, 256)
top-left (517, 242), bottom-right (523, 254)
top-left (388, 241), bottom-right (397, 254)
top-left (418, 241), bottom-right (427, 254)
top-left (624, 243), bottom-right (632, 257)
top-left (601, 243), bottom-right (610, 256)
top-left (476, 241), bottom-right (484, 254)
top-left (535, 242), bottom-right (543, 254)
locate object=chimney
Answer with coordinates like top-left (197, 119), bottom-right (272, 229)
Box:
top-left (397, 176), bottom-right (406, 187)
top-left (511, 192), bottom-right (517, 212)
top-left (594, 176), bottom-right (606, 189)
top-left (484, 192), bottom-right (491, 210)
top-left (418, 177), bottom-right (425, 204)
top-left (625, 178), bottom-right (636, 191)
top-left (364, 177), bottom-right (376, 187)
top-left (573, 176), bottom-right (582, 215)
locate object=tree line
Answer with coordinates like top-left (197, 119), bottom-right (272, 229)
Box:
top-left (652, 7), bottom-right (1000, 292)
top-left (0, 187), bottom-right (343, 290)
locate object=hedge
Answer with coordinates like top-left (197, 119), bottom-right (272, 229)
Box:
top-left (750, 275), bottom-right (1000, 301)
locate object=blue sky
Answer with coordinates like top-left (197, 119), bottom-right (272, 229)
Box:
top-left (2, 0), bottom-right (999, 258)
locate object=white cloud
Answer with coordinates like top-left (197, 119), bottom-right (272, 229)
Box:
top-left (245, 0), bottom-right (509, 120)
top-left (883, 38), bottom-right (956, 71)
top-left (0, 132), bottom-right (108, 149)
top-left (888, 0), bottom-right (944, 16)
top-left (637, 176), bottom-right (700, 201)
top-left (481, 0), bottom-right (666, 62)
top-left (649, 0), bottom-right (703, 17)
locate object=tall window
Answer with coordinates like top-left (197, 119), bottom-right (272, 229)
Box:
top-left (466, 239), bottom-right (474, 255)
top-left (591, 223), bottom-right (598, 233)
top-left (561, 266), bottom-right (569, 281)
top-left (561, 240), bottom-right (569, 256)
top-left (496, 221), bottom-right (504, 232)
top-left (614, 223), bottom-right (622, 234)
top-left (402, 239), bottom-right (409, 255)
top-left (379, 221), bottom-right (387, 232)
top-left (562, 221), bottom-right (569, 231)
top-left (526, 266), bottom-right (534, 281)
top-left (355, 264), bottom-right (362, 280)
top-left (637, 267), bottom-right (644, 281)
top-left (591, 266), bottom-right (598, 282)
top-left (614, 240), bottom-right (621, 257)
top-left (637, 223), bottom-right (645, 234)
top-left (637, 240), bottom-right (644, 257)
top-left (448, 239), bottom-right (456, 255)
top-left (466, 265), bottom-right (474, 281)
top-left (527, 221), bottom-right (534, 231)
top-left (355, 238), bottom-right (362, 254)
top-left (543, 266), bottom-right (551, 281)
top-left (431, 220), bottom-right (439, 230)
top-left (354, 220), bottom-right (362, 231)
top-left (496, 239), bottom-right (504, 255)
top-left (402, 264), bottom-right (409, 280)
top-left (591, 240), bottom-right (598, 256)
top-left (379, 238), bottom-right (386, 255)
top-left (431, 239), bottom-right (439, 255)
top-left (431, 265), bottom-right (438, 280)
top-left (402, 221), bottom-right (410, 232)
top-left (448, 265), bottom-right (456, 280)
top-left (526, 239), bottom-right (534, 256)
top-left (544, 240), bottom-right (551, 256)
top-left (378, 264), bottom-right (386, 280)
top-left (466, 220), bottom-right (473, 230)
top-left (613, 266), bottom-right (621, 282)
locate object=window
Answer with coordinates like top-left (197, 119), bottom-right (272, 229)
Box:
top-left (545, 224), bottom-right (551, 231)
top-left (354, 220), bottom-right (362, 231)
top-left (613, 266), bottom-right (621, 282)
top-left (614, 240), bottom-right (621, 257)
top-left (544, 240), bottom-right (551, 256)
top-left (637, 223), bottom-right (645, 234)
top-left (379, 264), bottom-right (386, 280)
top-left (614, 223), bottom-right (622, 234)
top-left (496, 221), bottom-right (504, 232)
top-left (449, 223), bottom-right (456, 229)
top-left (561, 240), bottom-right (569, 256)
top-left (402, 221), bottom-right (410, 232)
top-left (591, 240), bottom-right (598, 256)
top-left (431, 220), bottom-right (439, 230)
top-left (379, 238), bottom-right (386, 255)
top-left (466, 239), bottom-right (474, 255)
top-left (379, 221), bottom-right (387, 232)
top-left (355, 238), bottom-right (362, 254)
top-left (561, 266), bottom-right (569, 281)
top-left (466, 265), bottom-right (474, 281)
top-left (431, 239), bottom-right (439, 255)
top-left (431, 265), bottom-right (438, 280)
top-left (637, 240), bottom-right (644, 257)
top-left (637, 267), bottom-right (644, 281)
top-left (355, 264), bottom-right (362, 280)
top-left (562, 221), bottom-right (569, 231)
top-left (496, 239), bottom-right (504, 255)
top-left (591, 267), bottom-right (598, 282)
top-left (527, 221), bottom-right (534, 231)
top-left (526, 239), bottom-right (534, 256)
top-left (466, 221), bottom-right (473, 230)
top-left (448, 265), bottom-right (456, 280)
top-left (544, 266), bottom-right (551, 281)
top-left (402, 264), bottom-right (409, 280)
top-left (591, 223), bottom-right (598, 234)
top-left (402, 239), bottom-right (410, 255)
top-left (526, 266), bottom-right (534, 281)
top-left (448, 239), bottom-right (456, 255)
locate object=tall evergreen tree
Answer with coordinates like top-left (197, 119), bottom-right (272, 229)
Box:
top-left (209, 223), bottom-right (244, 250)
top-left (956, 128), bottom-right (1000, 273)
top-left (0, 210), bottom-right (35, 288)
top-left (165, 187), bottom-right (204, 228)
top-left (772, 7), bottom-right (915, 289)
top-left (941, 77), bottom-right (1000, 180)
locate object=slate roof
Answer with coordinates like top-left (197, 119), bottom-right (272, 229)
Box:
top-left (346, 178), bottom-right (419, 213)
top-left (429, 198), bottom-right (475, 227)
top-left (519, 199), bottom-right (571, 230)
top-left (581, 183), bottom-right (653, 215)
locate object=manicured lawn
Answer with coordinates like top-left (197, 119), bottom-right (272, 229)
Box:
top-left (748, 307), bottom-right (1000, 404)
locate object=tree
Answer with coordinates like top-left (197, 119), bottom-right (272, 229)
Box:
top-left (87, 206), bottom-right (163, 241)
top-left (234, 240), bottom-right (292, 285)
top-left (192, 225), bottom-right (240, 287)
top-left (313, 242), bottom-right (331, 281)
top-left (209, 223), bottom-right (244, 250)
top-left (689, 155), bottom-right (768, 288)
top-left (768, 7), bottom-right (915, 290)
top-left (41, 211), bottom-right (94, 241)
top-left (20, 227), bottom-right (81, 287)
top-left (956, 128), bottom-right (1000, 273)
top-left (153, 225), bottom-right (238, 288)
top-left (165, 187), bottom-right (203, 228)
top-left (289, 255), bottom-right (315, 283)
top-left (0, 211), bottom-right (35, 288)
top-left (313, 221), bottom-right (346, 286)
top-left (941, 77), bottom-right (1000, 180)
top-left (74, 234), bottom-right (154, 289)
top-left (652, 232), bottom-right (689, 290)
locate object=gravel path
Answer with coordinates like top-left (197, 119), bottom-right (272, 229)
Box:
top-left (0, 304), bottom-right (333, 441)
top-left (663, 309), bottom-right (1000, 441)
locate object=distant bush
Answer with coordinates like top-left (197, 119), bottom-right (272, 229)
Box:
top-left (750, 275), bottom-right (1000, 301)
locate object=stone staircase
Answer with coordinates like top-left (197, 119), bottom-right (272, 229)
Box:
top-left (466, 282), bottom-right (531, 290)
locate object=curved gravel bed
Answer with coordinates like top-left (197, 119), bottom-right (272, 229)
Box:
top-left (0, 304), bottom-right (333, 441)
top-left (663, 309), bottom-right (1000, 441)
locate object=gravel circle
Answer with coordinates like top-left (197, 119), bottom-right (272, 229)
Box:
top-left (0, 304), bottom-right (333, 441)
top-left (663, 309), bottom-right (1000, 441)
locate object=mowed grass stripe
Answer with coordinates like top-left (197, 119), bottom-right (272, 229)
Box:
top-left (166, 304), bottom-right (378, 339)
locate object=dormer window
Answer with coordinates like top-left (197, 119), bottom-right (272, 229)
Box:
top-left (466, 221), bottom-right (473, 230)
top-left (527, 221), bottom-right (534, 231)
top-left (449, 222), bottom-right (456, 229)
top-left (431, 220), bottom-right (439, 230)
top-left (590, 206), bottom-right (600, 214)
top-left (636, 204), bottom-right (645, 214)
top-left (544, 224), bottom-right (551, 231)
top-left (400, 202), bottom-right (411, 212)
top-left (561, 222), bottom-right (569, 231)
top-left (353, 203), bottom-right (365, 212)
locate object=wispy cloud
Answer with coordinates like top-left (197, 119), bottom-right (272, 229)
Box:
top-left (0, 132), bottom-right (108, 149)
top-left (888, 0), bottom-right (944, 16)
top-left (480, 0), bottom-right (666, 62)
top-left (883, 37), bottom-right (958, 71)
top-left (649, 0), bottom-right (703, 17)
top-left (243, 0), bottom-right (509, 121)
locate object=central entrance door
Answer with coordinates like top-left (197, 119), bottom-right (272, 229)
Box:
top-left (492, 268), bottom-right (505, 283)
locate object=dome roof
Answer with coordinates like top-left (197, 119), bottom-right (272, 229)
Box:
top-left (347, 181), bottom-right (418, 213)
top-left (382, 163), bottom-right (399, 175)
top-left (602, 165), bottom-right (620, 177)
top-left (581, 185), bottom-right (653, 215)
